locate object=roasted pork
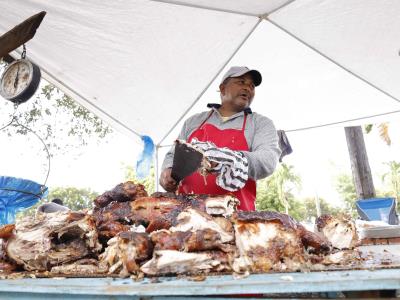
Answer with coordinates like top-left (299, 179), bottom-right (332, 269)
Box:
top-left (316, 215), bottom-right (358, 249)
top-left (6, 211), bottom-right (102, 271)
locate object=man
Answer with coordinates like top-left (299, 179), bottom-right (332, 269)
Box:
top-left (160, 66), bottom-right (281, 211)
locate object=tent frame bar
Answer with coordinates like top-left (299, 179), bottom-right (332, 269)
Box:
top-left (8, 50), bottom-right (144, 139)
top-left (157, 18), bottom-right (262, 146)
top-left (150, 0), bottom-right (258, 17)
top-left (150, 0), bottom-right (297, 18)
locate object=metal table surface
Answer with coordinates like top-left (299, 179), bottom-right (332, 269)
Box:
top-left (0, 268), bottom-right (399, 299)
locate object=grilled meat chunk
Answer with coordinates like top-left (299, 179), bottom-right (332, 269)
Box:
top-left (151, 228), bottom-right (233, 252)
top-left (141, 250), bottom-right (232, 275)
top-left (6, 211), bottom-right (102, 271)
top-left (316, 215), bottom-right (358, 249)
top-left (94, 181), bottom-right (148, 209)
top-left (231, 211), bottom-right (331, 273)
top-left (100, 232), bottom-right (153, 276)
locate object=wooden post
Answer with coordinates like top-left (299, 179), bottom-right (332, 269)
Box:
top-left (0, 11), bottom-right (46, 59)
top-left (344, 126), bottom-right (376, 199)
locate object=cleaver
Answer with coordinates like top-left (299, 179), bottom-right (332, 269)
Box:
top-left (171, 141), bottom-right (204, 182)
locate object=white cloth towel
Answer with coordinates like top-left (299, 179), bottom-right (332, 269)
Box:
top-left (191, 138), bottom-right (248, 192)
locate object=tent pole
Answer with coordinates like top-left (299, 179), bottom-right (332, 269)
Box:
top-left (266, 19), bottom-right (400, 105)
top-left (157, 18), bottom-right (263, 147)
top-left (155, 145), bottom-right (159, 192)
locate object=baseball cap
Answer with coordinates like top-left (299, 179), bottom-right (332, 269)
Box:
top-left (220, 66), bottom-right (262, 86)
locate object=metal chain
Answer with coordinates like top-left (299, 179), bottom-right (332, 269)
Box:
top-left (21, 44), bottom-right (26, 59)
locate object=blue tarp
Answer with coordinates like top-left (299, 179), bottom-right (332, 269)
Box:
top-left (0, 176), bottom-right (48, 224)
top-left (356, 198), bottom-right (399, 225)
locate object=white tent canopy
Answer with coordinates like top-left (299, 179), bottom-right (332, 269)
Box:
top-left (1, 1), bottom-right (400, 149)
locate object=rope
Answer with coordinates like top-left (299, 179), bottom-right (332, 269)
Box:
top-left (0, 104), bottom-right (51, 191)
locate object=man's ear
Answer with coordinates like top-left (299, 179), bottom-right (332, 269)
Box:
top-left (219, 83), bottom-right (225, 95)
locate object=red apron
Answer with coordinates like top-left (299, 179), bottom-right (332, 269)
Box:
top-left (178, 111), bottom-right (256, 211)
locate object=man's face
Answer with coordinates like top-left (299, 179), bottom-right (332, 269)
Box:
top-left (220, 73), bottom-right (255, 112)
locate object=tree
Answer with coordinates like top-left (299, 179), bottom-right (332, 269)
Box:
top-left (256, 163), bottom-right (302, 218)
top-left (0, 61), bottom-right (112, 157)
top-left (334, 173), bottom-right (357, 217)
top-left (47, 187), bottom-right (99, 210)
top-left (17, 186), bottom-right (99, 218)
top-left (299, 197), bottom-right (344, 222)
top-left (381, 160), bottom-right (400, 200)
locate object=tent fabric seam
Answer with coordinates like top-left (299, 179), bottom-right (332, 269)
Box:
top-left (157, 109), bottom-right (400, 148)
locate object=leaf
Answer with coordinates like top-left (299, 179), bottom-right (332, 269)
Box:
top-left (364, 124), bottom-right (373, 133)
top-left (378, 123), bottom-right (391, 146)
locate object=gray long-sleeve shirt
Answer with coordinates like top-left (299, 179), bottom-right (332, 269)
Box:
top-left (162, 104), bottom-right (281, 180)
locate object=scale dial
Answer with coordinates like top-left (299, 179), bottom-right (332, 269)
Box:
top-left (0, 59), bottom-right (41, 104)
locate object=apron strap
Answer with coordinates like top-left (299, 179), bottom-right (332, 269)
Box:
top-left (241, 113), bottom-right (248, 132)
top-left (198, 110), bottom-right (214, 130)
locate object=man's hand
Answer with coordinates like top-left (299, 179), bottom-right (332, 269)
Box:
top-left (159, 168), bottom-right (178, 192)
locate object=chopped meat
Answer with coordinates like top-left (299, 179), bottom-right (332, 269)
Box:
top-left (6, 211), bottom-right (102, 271)
top-left (297, 224), bottom-right (331, 254)
top-left (51, 258), bottom-right (107, 275)
top-left (141, 250), bottom-right (232, 276)
top-left (99, 232), bottom-right (153, 276)
top-left (193, 194), bottom-right (239, 217)
top-left (169, 208), bottom-right (234, 243)
top-left (93, 195), bottom-right (182, 238)
top-left (93, 193), bottom-right (240, 238)
top-left (231, 211), bottom-right (328, 273)
top-left (316, 215), bottom-right (358, 249)
top-left (0, 239), bottom-right (18, 273)
top-left (0, 224), bottom-right (15, 239)
top-left (94, 181), bottom-right (148, 209)
top-left (151, 229), bottom-right (233, 252)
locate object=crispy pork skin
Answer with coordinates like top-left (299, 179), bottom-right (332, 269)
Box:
top-left (94, 181), bottom-right (148, 209)
top-left (141, 250), bottom-right (231, 275)
top-left (100, 232), bottom-right (153, 276)
top-left (316, 215), bottom-right (358, 249)
top-left (6, 211), bottom-right (102, 271)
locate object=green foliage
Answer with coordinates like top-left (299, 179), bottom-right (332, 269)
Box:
top-left (124, 164), bottom-right (156, 195)
top-left (1, 80), bottom-right (112, 156)
top-left (381, 160), bottom-right (400, 200)
top-left (256, 163), bottom-right (302, 219)
top-left (17, 186), bottom-right (99, 218)
top-left (364, 124), bottom-right (373, 134)
top-left (334, 173), bottom-right (357, 217)
top-left (47, 187), bottom-right (99, 210)
top-left (297, 197), bottom-right (344, 222)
